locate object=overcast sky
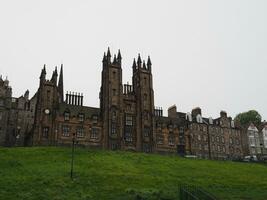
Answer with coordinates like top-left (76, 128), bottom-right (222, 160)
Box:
top-left (0, 0), bottom-right (266, 120)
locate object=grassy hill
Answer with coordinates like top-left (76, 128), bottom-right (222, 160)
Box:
top-left (0, 147), bottom-right (267, 200)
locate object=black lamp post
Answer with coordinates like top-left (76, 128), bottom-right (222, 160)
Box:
top-left (70, 132), bottom-right (76, 180)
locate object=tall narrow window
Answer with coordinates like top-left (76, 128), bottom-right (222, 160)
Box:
top-left (78, 114), bottom-right (84, 122)
top-left (92, 115), bottom-right (98, 124)
top-left (144, 127), bottom-right (150, 137)
top-left (64, 112), bottom-right (70, 121)
top-left (62, 125), bottom-right (70, 137)
top-left (168, 135), bottom-right (175, 146)
top-left (111, 123), bottom-right (116, 135)
top-left (125, 115), bottom-right (133, 126)
top-left (157, 135), bottom-right (164, 144)
top-left (91, 128), bottom-right (99, 139)
top-left (125, 126), bottom-right (133, 142)
top-left (112, 111), bottom-right (116, 121)
top-left (42, 127), bottom-right (49, 138)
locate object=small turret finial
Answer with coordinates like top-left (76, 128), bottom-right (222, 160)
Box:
top-left (113, 54), bottom-right (117, 64)
top-left (132, 58), bottom-right (137, 69)
top-left (143, 60), bottom-right (146, 69)
top-left (147, 56), bottom-right (152, 71)
top-left (137, 54), bottom-right (142, 67)
top-left (107, 47), bottom-right (111, 57)
top-left (102, 52), bottom-right (107, 62)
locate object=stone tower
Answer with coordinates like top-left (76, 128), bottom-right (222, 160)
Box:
top-left (100, 48), bottom-right (123, 150)
top-left (33, 65), bottom-right (63, 145)
top-left (132, 55), bottom-right (155, 152)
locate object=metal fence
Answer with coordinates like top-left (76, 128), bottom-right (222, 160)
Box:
top-left (179, 185), bottom-right (217, 200)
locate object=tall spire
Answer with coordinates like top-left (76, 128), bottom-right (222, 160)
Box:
top-left (58, 64), bottom-right (64, 102)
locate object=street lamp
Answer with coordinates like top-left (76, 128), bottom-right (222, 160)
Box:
top-left (70, 132), bottom-right (76, 180)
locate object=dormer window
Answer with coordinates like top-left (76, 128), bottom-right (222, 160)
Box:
top-left (196, 114), bottom-right (203, 123)
top-left (64, 112), bottom-right (70, 121)
top-left (186, 113), bottom-right (192, 122)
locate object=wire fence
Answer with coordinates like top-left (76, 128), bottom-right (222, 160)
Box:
top-left (179, 185), bottom-right (217, 200)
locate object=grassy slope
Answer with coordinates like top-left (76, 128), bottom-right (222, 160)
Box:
top-left (0, 147), bottom-right (267, 200)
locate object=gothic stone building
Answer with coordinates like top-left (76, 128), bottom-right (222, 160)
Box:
top-left (3, 48), bottom-right (243, 159)
top-left (0, 76), bottom-right (36, 146)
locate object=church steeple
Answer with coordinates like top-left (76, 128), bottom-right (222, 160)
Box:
top-left (58, 64), bottom-right (64, 102)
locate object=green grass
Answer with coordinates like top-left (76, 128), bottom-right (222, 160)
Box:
top-left (0, 147), bottom-right (267, 200)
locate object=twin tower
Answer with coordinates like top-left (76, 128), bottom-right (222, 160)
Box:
top-left (34, 48), bottom-right (155, 152)
top-left (100, 48), bottom-right (155, 151)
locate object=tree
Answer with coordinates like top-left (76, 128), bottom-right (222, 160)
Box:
top-left (234, 110), bottom-right (262, 126)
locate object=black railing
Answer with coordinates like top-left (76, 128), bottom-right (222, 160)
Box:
top-left (179, 185), bottom-right (217, 200)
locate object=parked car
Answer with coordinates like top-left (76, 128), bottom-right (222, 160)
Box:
top-left (243, 155), bottom-right (258, 162)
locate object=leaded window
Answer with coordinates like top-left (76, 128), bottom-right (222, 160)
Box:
top-left (125, 115), bottom-right (133, 126)
top-left (157, 135), bottom-right (164, 144)
top-left (91, 128), bottom-right (99, 139)
top-left (144, 127), bottom-right (150, 137)
top-left (42, 127), bottom-right (49, 138)
top-left (168, 135), bottom-right (175, 146)
top-left (111, 123), bottom-right (116, 135)
top-left (77, 127), bottom-right (84, 138)
top-left (64, 112), bottom-right (70, 121)
top-left (78, 114), bottom-right (84, 122)
top-left (62, 125), bottom-right (70, 137)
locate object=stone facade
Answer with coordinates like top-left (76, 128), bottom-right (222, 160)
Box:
top-left (0, 76), bottom-right (36, 146)
top-left (1, 48), bottom-right (245, 160)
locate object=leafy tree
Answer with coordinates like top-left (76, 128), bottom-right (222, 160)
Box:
top-left (234, 110), bottom-right (262, 126)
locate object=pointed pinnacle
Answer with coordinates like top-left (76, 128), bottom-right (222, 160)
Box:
top-left (102, 52), bottom-right (107, 62)
top-left (107, 47), bottom-right (111, 57)
top-left (137, 54), bottom-right (142, 65)
top-left (133, 58), bottom-right (137, 68)
top-left (147, 56), bottom-right (152, 66)
top-left (117, 49), bottom-right (121, 60)
top-left (143, 60), bottom-right (146, 68)
top-left (113, 54), bottom-right (117, 63)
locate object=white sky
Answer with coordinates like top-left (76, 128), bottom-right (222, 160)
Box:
top-left (0, 0), bottom-right (266, 119)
